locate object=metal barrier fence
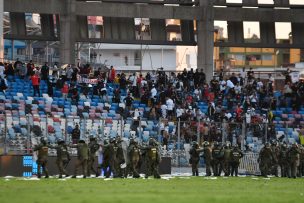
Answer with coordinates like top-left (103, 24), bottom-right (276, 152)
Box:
top-left (0, 114), bottom-right (298, 173)
top-left (239, 153), bottom-right (260, 175)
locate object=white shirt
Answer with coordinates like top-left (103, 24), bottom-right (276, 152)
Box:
top-left (0, 66), bottom-right (5, 77)
top-left (166, 99), bottom-right (174, 111)
top-left (176, 108), bottom-right (184, 118)
top-left (161, 104), bottom-right (167, 118)
top-left (151, 87), bottom-right (157, 98)
top-left (226, 80), bottom-right (234, 88)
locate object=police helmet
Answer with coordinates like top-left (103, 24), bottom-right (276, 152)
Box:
top-left (292, 143), bottom-right (298, 148)
top-left (203, 141), bottom-right (210, 146)
top-left (265, 142), bottom-right (270, 148)
top-left (40, 137), bottom-right (47, 144)
top-left (282, 143), bottom-right (287, 148)
top-left (79, 139), bottom-right (85, 144)
top-left (104, 139), bottom-right (109, 145)
top-left (149, 138), bottom-right (156, 146)
top-left (233, 144), bottom-right (239, 149)
top-left (109, 137), bottom-right (116, 144)
top-left (89, 136), bottom-right (96, 141)
top-left (192, 141), bottom-right (198, 147)
top-left (57, 138), bottom-right (65, 145)
top-left (214, 141), bottom-right (219, 147)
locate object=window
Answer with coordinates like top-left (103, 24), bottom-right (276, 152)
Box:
top-left (214, 21), bottom-right (228, 42)
top-left (226, 0), bottom-right (242, 3)
top-left (275, 22), bottom-right (292, 44)
top-left (134, 51), bottom-right (141, 66)
top-left (135, 18), bottom-right (151, 40)
top-left (243, 22), bottom-right (260, 43)
top-left (262, 55), bottom-right (272, 61)
top-left (17, 48), bottom-right (25, 55)
top-left (289, 0), bottom-right (304, 5)
top-left (258, 0), bottom-right (273, 4)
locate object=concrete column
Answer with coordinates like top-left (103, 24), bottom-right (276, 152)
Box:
top-left (0, 0), bottom-right (4, 62)
top-left (197, 0), bottom-right (214, 83)
top-left (59, 0), bottom-right (76, 66)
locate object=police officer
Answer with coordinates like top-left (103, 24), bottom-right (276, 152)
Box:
top-left (100, 139), bottom-right (112, 178)
top-left (71, 123), bottom-right (80, 144)
top-left (278, 142), bottom-right (289, 177)
top-left (270, 140), bottom-right (280, 177)
top-left (87, 136), bottom-right (100, 177)
top-left (212, 142), bottom-right (223, 176)
top-left (109, 137), bottom-right (119, 177)
top-left (34, 137), bottom-right (49, 178)
top-left (189, 141), bottom-right (203, 176)
top-left (72, 139), bottom-right (89, 178)
top-left (202, 141), bottom-right (212, 176)
top-left (145, 138), bottom-right (161, 179)
top-left (222, 142), bottom-right (232, 176)
top-left (115, 136), bottom-right (126, 178)
top-left (258, 143), bottom-right (274, 177)
top-left (288, 143), bottom-right (301, 179)
top-left (299, 145), bottom-right (304, 177)
top-left (55, 139), bottom-right (70, 178)
top-left (230, 144), bottom-right (244, 177)
top-left (128, 138), bottom-right (141, 178)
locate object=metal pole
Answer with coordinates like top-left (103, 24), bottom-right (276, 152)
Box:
top-left (120, 117), bottom-right (123, 137)
top-left (0, 0), bottom-right (4, 62)
top-left (241, 119), bottom-right (246, 150)
top-left (265, 122), bottom-right (268, 144)
top-left (177, 118), bottom-right (181, 169)
top-left (64, 117), bottom-right (68, 142)
top-left (139, 117), bottom-right (142, 141)
top-left (45, 115), bottom-right (48, 137)
top-left (4, 113), bottom-right (7, 154)
top-left (27, 115), bottom-right (31, 154)
top-left (197, 118), bottom-right (200, 144)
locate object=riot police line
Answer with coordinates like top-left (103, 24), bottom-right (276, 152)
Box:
top-left (33, 136), bottom-right (161, 179)
top-left (33, 135), bottom-right (304, 179)
top-left (189, 140), bottom-right (304, 178)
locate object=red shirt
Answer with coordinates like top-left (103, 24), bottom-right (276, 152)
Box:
top-left (31, 75), bottom-right (40, 86)
top-left (62, 84), bottom-right (69, 94)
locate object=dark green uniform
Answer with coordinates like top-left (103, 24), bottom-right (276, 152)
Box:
top-left (128, 140), bottom-right (141, 178)
top-left (203, 142), bottom-right (212, 176)
top-left (189, 142), bottom-right (203, 176)
top-left (212, 143), bottom-right (223, 176)
top-left (288, 144), bottom-right (301, 178)
top-left (72, 140), bottom-right (89, 178)
top-left (145, 138), bottom-right (161, 179)
top-left (55, 141), bottom-right (70, 178)
top-left (278, 144), bottom-right (289, 177)
top-left (100, 140), bottom-right (113, 178)
top-left (222, 145), bottom-right (232, 176)
top-left (270, 142), bottom-right (280, 177)
top-left (298, 146), bottom-right (304, 177)
top-left (109, 140), bottom-right (119, 177)
top-left (230, 146), bottom-right (244, 177)
top-left (88, 138), bottom-right (100, 177)
top-left (115, 138), bottom-right (126, 178)
top-left (258, 144), bottom-right (274, 177)
top-left (34, 139), bottom-right (49, 178)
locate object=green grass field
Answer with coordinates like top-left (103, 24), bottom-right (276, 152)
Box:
top-left (0, 177), bottom-right (303, 203)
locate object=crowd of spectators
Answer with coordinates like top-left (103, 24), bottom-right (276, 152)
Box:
top-left (1, 59), bottom-right (304, 146)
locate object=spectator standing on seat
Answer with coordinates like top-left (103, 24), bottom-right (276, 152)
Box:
top-left (62, 82), bottom-right (69, 100)
top-left (72, 123), bottom-right (81, 144)
top-left (166, 97), bottom-right (174, 120)
top-left (31, 71), bottom-right (40, 97)
top-left (41, 62), bottom-right (49, 81)
top-left (26, 60), bottom-right (35, 79)
top-left (124, 93), bottom-right (134, 111)
top-left (0, 62), bottom-right (5, 78)
top-left (0, 75), bottom-right (8, 94)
